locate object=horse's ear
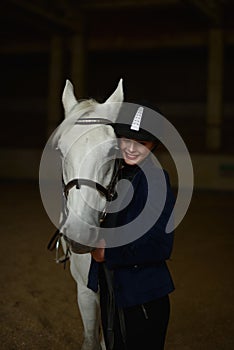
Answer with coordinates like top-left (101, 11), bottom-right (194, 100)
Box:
top-left (105, 78), bottom-right (124, 104)
top-left (62, 80), bottom-right (77, 117)
top-left (101, 79), bottom-right (124, 122)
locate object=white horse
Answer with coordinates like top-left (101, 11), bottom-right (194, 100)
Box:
top-left (52, 78), bottom-right (123, 350)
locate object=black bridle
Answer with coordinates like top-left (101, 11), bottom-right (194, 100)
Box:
top-left (47, 116), bottom-right (121, 262)
top-left (64, 178), bottom-right (115, 202)
top-left (63, 117), bottom-right (120, 202)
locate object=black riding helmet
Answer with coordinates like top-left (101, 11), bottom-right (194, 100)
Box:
top-left (112, 102), bottom-right (162, 148)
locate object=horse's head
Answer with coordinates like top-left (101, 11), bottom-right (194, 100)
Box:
top-left (53, 79), bottom-right (124, 251)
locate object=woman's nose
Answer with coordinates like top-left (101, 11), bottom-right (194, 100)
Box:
top-left (128, 141), bottom-right (136, 152)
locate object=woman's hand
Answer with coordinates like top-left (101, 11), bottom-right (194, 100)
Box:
top-left (91, 239), bottom-right (106, 262)
top-left (91, 248), bottom-right (105, 262)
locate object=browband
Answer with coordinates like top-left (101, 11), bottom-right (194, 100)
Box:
top-left (75, 118), bottom-right (112, 125)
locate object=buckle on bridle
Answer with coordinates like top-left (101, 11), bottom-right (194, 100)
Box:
top-left (55, 234), bottom-right (70, 266)
top-left (47, 229), bottom-right (70, 268)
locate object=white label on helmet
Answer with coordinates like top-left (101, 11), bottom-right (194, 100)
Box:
top-left (130, 106), bottom-right (144, 131)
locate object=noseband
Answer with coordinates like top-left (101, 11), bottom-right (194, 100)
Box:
top-left (64, 178), bottom-right (115, 202)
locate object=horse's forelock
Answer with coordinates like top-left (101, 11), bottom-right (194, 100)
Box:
top-left (72, 98), bottom-right (97, 115)
top-left (77, 98), bottom-right (97, 108)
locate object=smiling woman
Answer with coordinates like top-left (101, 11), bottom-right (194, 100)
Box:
top-left (112, 103), bottom-right (161, 165)
top-left (89, 102), bottom-right (176, 350)
top-left (119, 138), bottom-right (156, 165)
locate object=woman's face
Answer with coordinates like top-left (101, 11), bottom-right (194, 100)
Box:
top-left (120, 138), bottom-right (156, 165)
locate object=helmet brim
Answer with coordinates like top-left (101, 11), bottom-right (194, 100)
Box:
top-left (113, 123), bottom-right (159, 143)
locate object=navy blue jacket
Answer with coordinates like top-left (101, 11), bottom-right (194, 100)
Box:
top-left (88, 155), bottom-right (175, 308)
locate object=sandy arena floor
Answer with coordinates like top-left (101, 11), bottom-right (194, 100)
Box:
top-left (0, 181), bottom-right (234, 349)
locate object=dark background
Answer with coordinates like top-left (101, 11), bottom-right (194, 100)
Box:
top-left (1, 1), bottom-right (234, 349)
top-left (1, 0), bottom-right (234, 155)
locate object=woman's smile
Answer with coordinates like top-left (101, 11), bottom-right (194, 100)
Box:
top-left (120, 138), bottom-right (156, 165)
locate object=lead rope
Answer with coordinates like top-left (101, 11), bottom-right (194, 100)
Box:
top-left (102, 263), bottom-right (127, 350)
top-left (101, 157), bottom-right (127, 350)
top-left (102, 263), bottom-right (115, 350)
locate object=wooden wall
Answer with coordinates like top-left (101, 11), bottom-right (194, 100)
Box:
top-left (1, 1), bottom-right (234, 186)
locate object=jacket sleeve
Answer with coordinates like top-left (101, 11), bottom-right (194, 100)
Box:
top-left (105, 171), bottom-right (175, 269)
